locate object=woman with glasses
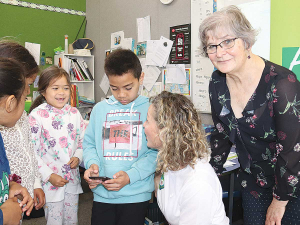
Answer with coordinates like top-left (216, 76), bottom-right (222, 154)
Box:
top-left (199, 5), bottom-right (300, 225)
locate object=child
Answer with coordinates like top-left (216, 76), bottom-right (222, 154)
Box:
top-left (29, 66), bottom-right (86, 225)
top-left (0, 41), bottom-right (45, 212)
top-left (83, 49), bottom-right (158, 225)
top-left (0, 58), bottom-right (34, 225)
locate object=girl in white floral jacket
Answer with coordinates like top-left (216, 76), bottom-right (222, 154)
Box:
top-left (29, 66), bottom-right (86, 225)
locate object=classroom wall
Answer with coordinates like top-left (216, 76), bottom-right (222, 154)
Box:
top-left (86, 0), bottom-right (191, 101)
top-left (0, 0), bottom-right (86, 96)
top-left (86, 0), bottom-right (300, 125)
top-left (86, 0), bottom-right (212, 125)
top-left (270, 1), bottom-right (300, 66)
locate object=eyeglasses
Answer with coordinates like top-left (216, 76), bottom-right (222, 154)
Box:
top-left (204, 38), bottom-right (239, 54)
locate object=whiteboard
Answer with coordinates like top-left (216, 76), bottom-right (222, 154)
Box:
top-left (191, 0), bottom-right (214, 113)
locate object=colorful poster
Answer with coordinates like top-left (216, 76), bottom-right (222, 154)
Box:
top-left (137, 43), bottom-right (147, 56)
top-left (282, 47), bottom-right (300, 81)
top-left (163, 68), bottom-right (191, 96)
top-left (169, 24), bottom-right (191, 64)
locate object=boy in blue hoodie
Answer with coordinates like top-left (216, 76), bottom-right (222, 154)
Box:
top-left (83, 49), bottom-right (158, 225)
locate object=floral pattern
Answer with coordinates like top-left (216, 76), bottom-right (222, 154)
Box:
top-left (0, 112), bottom-right (41, 198)
top-left (209, 59), bottom-right (300, 201)
top-left (29, 103), bottom-right (86, 202)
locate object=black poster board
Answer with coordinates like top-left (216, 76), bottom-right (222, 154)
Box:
top-left (169, 24), bottom-right (191, 64)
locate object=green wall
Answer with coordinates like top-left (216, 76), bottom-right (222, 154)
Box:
top-left (0, 0), bottom-right (86, 95)
top-left (270, 1), bottom-right (300, 65)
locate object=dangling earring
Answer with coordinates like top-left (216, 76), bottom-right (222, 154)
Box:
top-left (247, 55), bottom-right (251, 59)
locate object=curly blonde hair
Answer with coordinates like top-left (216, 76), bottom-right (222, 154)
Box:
top-left (151, 91), bottom-right (210, 173)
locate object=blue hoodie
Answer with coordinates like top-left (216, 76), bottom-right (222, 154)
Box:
top-left (83, 95), bottom-right (157, 204)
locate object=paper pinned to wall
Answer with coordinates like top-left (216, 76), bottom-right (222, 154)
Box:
top-left (165, 64), bottom-right (186, 84)
top-left (137, 15), bottom-right (151, 43)
top-left (145, 40), bottom-right (159, 66)
top-left (151, 36), bottom-right (173, 67)
top-left (111, 31), bottom-right (124, 49)
top-left (141, 82), bottom-right (162, 98)
top-left (25, 42), bottom-right (40, 65)
top-left (143, 66), bottom-right (161, 91)
top-left (163, 68), bottom-right (191, 96)
top-left (99, 74), bottom-right (110, 95)
top-left (139, 58), bottom-right (147, 72)
top-left (122, 38), bottom-right (134, 51)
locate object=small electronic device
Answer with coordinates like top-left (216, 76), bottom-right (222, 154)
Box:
top-left (89, 176), bottom-right (111, 181)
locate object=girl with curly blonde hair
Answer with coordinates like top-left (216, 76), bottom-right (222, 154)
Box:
top-left (143, 91), bottom-right (228, 225)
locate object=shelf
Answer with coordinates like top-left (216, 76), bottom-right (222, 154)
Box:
top-left (63, 54), bottom-right (94, 58)
top-left (71, 80), bottom-right (94, 83)
top-left (54, 53), bottom-right (95, 113)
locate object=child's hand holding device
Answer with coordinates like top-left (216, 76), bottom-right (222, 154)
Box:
top-left (102, 171), bottom-right (130, 191)
top-left (84, 164), bottom-right (102, 189)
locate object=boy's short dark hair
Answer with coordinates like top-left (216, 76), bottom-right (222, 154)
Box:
top-left (104, 49), bottom-right (142, 80)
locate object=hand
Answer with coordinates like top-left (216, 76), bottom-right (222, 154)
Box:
top-left (84, 164), bottom-right (101, 189)
top-left (49, 174), bottom-right (69, 187)
top-left (1, 197), bottom-right (22, 225)
top-left (67, 157), bottom-right (80, 169)
top-left (34, 188), bottom-right (45, 210)
top-left (265, 198), bottom-right (288, 225)
top-left (9, 181), bottom-right (34, 216)
top-left (102, 171), bottom-right (130, 191)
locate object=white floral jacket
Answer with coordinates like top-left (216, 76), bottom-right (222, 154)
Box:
top-left (29, 103), bottom-right (86, 202)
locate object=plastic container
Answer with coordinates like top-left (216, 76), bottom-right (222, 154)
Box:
top-left (65, 35), bottom-right (69, 54)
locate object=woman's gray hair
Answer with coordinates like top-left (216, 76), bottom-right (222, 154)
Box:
top-left (199, 5), bottom-right (258, 57)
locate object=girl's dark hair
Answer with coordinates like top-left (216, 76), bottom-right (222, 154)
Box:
top-left (104, 49), bottom-right (142, 80)
top-left (0, 40), bottom-right (39, 78)
top-left (0, 57), bottom-right (25, 103)
top-left (29, 66), bottom-right (71, 113)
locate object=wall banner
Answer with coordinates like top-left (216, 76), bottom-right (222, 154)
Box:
top-left (0, 0), bottom-right (86, 16)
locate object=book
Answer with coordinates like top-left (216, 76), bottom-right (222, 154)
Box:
top-left (70, 61), bottom-right (79, 81)
top-left (82, 60), bottom-right (94, 80)
top-left (78, 96), bottom-right (95, 104)
top-left (70, 60), bottom-right (82, 81)
top-left (72, 58), bottom-right (89, 81)
top-left (70, 84), bottom-right (77, 107)
top-left (72, 60), bottom-right (86, 81)
top-left (77, 59), bottom-right (93, 81)
top-left (76, 86), bottom-right (79, 106)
